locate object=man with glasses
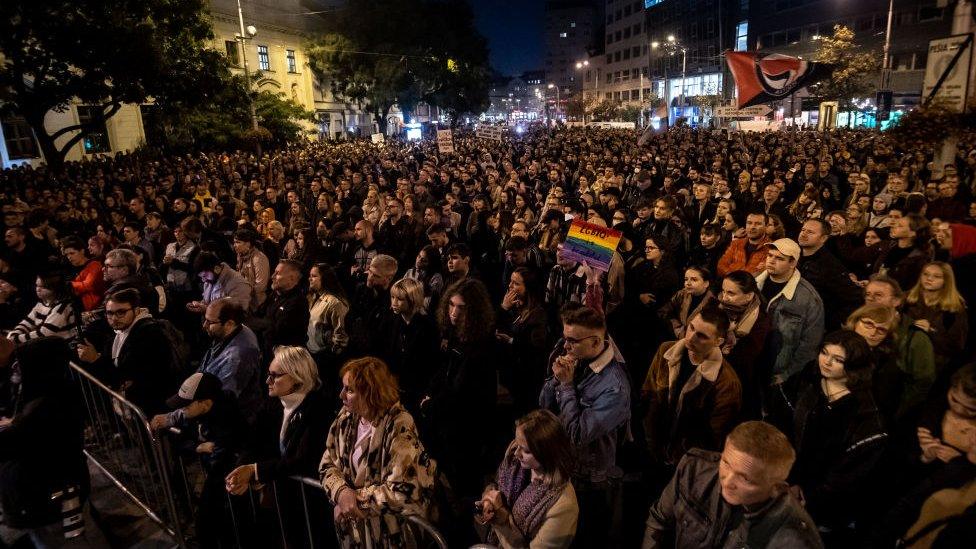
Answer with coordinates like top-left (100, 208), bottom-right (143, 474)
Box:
top-left (76, 288), bottom-right (176, 414)
top-left (198, 298), bottom-right (262, 424)
top-left (540, 303), bottom-right (630, 548)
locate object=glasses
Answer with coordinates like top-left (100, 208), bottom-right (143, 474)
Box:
top-left (645, 245), bottom-right (659, 251)
top-left (564, 334), bottom-right (599, 346)
top-left (857, 318), bottom-right (890, 337)
top-left (267, 371), bottom-right (287, 381)
top-left (105, 307), bottom-right (133, 318)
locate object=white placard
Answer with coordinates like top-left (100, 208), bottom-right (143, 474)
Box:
top-left (436, 129), bottom-right (454, 153)
top-left (371, 133), bottom-right (384, 144)
top-left (715, 105), bottom-right (772, 118)
top-left (923, 34), bottom-right (973, 113)
top-left (476, 126), bottom-right (503, 142)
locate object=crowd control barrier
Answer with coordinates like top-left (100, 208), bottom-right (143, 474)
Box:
top-left (69, 362), bottom-right (447, 549)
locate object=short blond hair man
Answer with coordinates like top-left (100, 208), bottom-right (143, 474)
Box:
top-left (642, 421), bottom-right (823, 548)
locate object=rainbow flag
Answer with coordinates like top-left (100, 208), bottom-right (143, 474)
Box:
top-left (564, 219), bottom-right (622, 272)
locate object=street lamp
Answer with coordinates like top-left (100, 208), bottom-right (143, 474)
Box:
top-left (235, 0), bottom-right (261, 152)
top-left (548, 83), bottom-right (560, 122)
top-left (652, 35), bottom-right (687, 120)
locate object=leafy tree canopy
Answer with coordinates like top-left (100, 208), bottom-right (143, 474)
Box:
top-left (0, 0), bottom-right (226, 171)
top-left (810, 25), bottom-right (878, 108)
top-left (307, 0), bottom-right (491, 131)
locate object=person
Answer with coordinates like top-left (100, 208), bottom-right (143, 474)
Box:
top-left (539, 303), bottom-right (630, 548)
top-left (641, 421), bottom-right (822, 549)
top-left (401, 245), bottom-right (444, 313)
top-left (160, 217), bottom-right (200, 304)
top-left (61, 236), bottom-right (104, 312)
top-left (498, 267), bottom-right (550, 416)
top-left (641, 307), bottom-right (742, 468)
top-left (716, 210), bottom-right (769, 277)
top-left (188, 251), bottom-right (252, 313)
top-left (422, 278), bottom-right (497, 506)
top-left (198, 298), bottom-right (263, 425)
top-left (0, 337), bottom-right (110, 548)
top-left (319, 357), bottom-right (437, 546)
top-left (384, 277), bottom-right (439, 412)
top-left (769, 330), bottom-right (888, 542)
top-left (232, 228), bottom-right (270, 311)
top-left (905, 261), bottom-right (969, 376)
top-left (6, 273), bottom-right (77, 344)
top-left (876, 213), bottom-right (932, 291)
top-left (916, 363), bottom-right (976, 469)
top-left (149, 372), bottom-right (246, 547)
top-left (306, 263), bottom-right (349, 382)
top-left (225, 346), bottom-right (332, 547)
top-left (478, 409), bottom-right (579, 549)
top-left (345, 254), bottom-right (398, 356)
top-left (716, 270), bottom-right (771, 419)
top-left (250, 259), bottom-right (310, 356)
top-left (797, 218), bottom-right (863, 329)
top-left (852, 275), bottom-right (936, 418)
top-left (756, 238), bottom-right (825, 386)
top-left (872, 418), bottom-right (976, 548)
top-left (75, 288), bottom-right (177, 414)
top-left (658, 266), bottom-right (715, 339)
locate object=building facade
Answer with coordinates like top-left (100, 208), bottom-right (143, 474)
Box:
top-left (544, 0), bottom-right (599, 105)
top-left (0, 0), bottom-right (371, 169)
top-left (749, 0), bottom-right (954, 113)
top-left (595, 0), bottom-right (651, 105)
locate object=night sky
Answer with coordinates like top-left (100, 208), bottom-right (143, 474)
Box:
top-left (473, 0), bottom-right (546, 76)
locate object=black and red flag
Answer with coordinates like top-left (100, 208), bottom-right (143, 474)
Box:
top-left (725, 50), bottom-right (833, 108)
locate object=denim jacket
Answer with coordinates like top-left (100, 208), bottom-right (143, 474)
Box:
top-left (756, 269), bottom-right (825, 383)
top-left (539, 338), bottom-right (631, 484)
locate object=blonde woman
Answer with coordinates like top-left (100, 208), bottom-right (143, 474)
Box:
top-left (905, 262), bottom-right (969, 371)
top-left (846, 303), bottom-right (934, 423)
top-left (320, 357), bottom-right (436, 547)
top-left (387, 278), bottom-right (440, 411)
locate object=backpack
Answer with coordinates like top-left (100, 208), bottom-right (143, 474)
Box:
top-left (154, 318), bottom-right (192, 377)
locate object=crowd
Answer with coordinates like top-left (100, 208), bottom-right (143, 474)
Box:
top-left (1, 124), bottom-right (976, 548)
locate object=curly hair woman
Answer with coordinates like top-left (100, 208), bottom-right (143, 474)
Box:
top-left (422, 278), bottom-right (498, 512)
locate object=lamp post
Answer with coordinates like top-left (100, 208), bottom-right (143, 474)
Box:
top-left (576, 60), bottom-right (597, 122)
top-left (652, 35), bottom-right (686, 126)
top-left (236, 0), bottom-right (261, 154)
top-left (548, 83), bottom-right (560, 123)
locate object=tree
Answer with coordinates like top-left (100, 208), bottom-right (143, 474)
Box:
top-left (591, 99), bottom-right (621, 121)
top-left (810, 25), bottom-right (877, 109)
top-left (151, 72), bottom-right (314, 151)
top-left (0, 0), bottom-right (226, 172)
top-left (307, 0), bottom-right (491, 132)
top-left (618, 105), bottom-right (642, 124)
top-left (565, 95), bottom-right (596, 120)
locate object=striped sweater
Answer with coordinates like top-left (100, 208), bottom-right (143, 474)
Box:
top-left (6, 300), bottom-right (77, 344)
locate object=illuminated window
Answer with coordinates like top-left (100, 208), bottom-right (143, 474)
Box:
top-left (735, 21), bottom-right (748, 51)
top-left (286, 49), bottom-right (297, 73)
top-left (76, 106), bottom-right (110, 154)
top-left (257, 45), bottom-right (270, 71)
top-left (560, 32), bottom-right (567, 38)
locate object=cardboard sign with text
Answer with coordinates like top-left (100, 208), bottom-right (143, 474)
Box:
top-left (563, 219), bottom-right (622, 272)
top-left (436, 129), bottom-right (454, 153)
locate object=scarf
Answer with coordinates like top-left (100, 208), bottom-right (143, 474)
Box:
top-left (495, 450), bottom-right (565, 541)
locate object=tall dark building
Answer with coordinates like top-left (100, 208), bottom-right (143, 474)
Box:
top-left (748, 0), bottom-right (954, 110)
top-left (644, 0), bottom-right (745, 106)
top-left (544, 1), bottom-right (601, 97)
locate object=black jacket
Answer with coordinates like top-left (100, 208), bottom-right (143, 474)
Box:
top-left (798, 246), bottom-right (863, 329)
top-left (251, 285), bottom-right (310, 355)
top-left (0, 338), bottom-right (88, 529)
top-left (770, 364), bottom-right (888, 530)
top-left (89, 316), bottom-right (179, 414)
top-left (345, 283), bottom-right (394, 356)
top-left (383, 312), bottom-right (440, 412)
top-left (241, 390), bottom-right (333, 482)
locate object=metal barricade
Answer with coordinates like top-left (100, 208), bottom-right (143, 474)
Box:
top-left (68, 361), bottom-right (188, 548)
top-left (69, 360), bottom-right (448, 549)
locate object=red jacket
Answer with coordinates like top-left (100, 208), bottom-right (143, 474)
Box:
top-left (717, 236), bottom-right (770, 277)
top-left (71, 260), bottom-right (105, 311)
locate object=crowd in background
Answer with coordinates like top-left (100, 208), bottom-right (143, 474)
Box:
top-left (2, 124), bottom-right (976, 548)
